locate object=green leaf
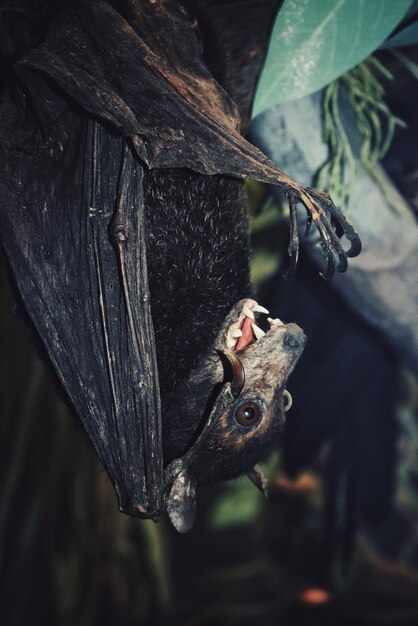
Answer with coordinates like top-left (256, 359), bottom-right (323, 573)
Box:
top-left (253, 0), bottom-right (413, 118)
top-left (381, 20), bottom-right (418, 48)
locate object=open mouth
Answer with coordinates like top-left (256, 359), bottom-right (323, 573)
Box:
top-left (225, 299), bottom-right (285, 353)
top-left (222, 298), bottom-right (299, 410)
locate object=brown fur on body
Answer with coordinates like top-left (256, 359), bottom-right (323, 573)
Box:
top-left (144, 169), bottom-right (250, 396)
top-left (143, 0), bottom-right (253, 456)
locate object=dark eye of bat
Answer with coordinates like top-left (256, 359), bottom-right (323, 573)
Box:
top-left (235, 402), bottom-right (262, 427)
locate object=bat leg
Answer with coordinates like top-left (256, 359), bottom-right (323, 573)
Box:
top-left (283, 193), bottom-right (299, 280)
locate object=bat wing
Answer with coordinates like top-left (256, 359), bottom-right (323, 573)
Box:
top-left (14, 0), bottom-right (360, 274)
top-left (0, 89), bottom-right (163, 516)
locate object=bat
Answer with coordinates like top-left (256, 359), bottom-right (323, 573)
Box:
top-left (0, 0), bottom-right (360, 531)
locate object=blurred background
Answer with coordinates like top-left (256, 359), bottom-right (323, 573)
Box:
top-left (2, 1), bottom-right (418, 625)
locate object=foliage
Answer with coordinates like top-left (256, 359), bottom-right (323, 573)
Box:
top-left (253, 0), bottom-right (413, 118)
top-left (252, 0), bottom-right (418, 210)
top-left (315, 56), bottom-right (406, 207)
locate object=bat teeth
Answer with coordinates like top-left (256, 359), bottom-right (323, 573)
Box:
top-left (242, 306), bottom-right (255, 319)
top-left (226, 327), bottom-right (242, 349)
top-left (253, 304), bottom-right (269, 314)
top-left (268, 317), bottom-right (284, 328)
top-left (226, 337), bottom-right (237, 350)
top-left (251, 323), bottom-right (266, 339)
top-left (242, 302), bottom-right (269, 319)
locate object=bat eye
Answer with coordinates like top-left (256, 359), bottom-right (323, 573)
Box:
top-left (235, 402), bottom-right (261, 427)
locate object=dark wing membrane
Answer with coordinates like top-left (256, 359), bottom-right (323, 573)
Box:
top-left (0, 86), bottom-right (163, 516)
top-left (14, 0), bottom-right (360, 276)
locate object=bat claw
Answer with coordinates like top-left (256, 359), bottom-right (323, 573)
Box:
top-left (345, 234), bottom-right (362, 258)
top-left (283, 186), bottom-right (361, 279)
top-left (282, 249), bottom-right (298, 280)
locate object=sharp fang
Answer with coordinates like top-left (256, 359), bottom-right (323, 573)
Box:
top-left (252, 323), bottom-right (266, 339)
top-left (253, 304), bottom-right (269, 314)
top-left (226, 337), bottom-right (237, 350)
top-left (231, 329), bottom-right (243, 338)
top-left (242, 306), bottom-right (255, 319)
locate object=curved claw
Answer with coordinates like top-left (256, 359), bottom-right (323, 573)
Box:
top-left (318, 241), bottom-right (336, 279)
top-left (284, 186), bottom-right (361, 278)
top-left (320, 215), bottom-right (348, 273)
top-left (344, 227), bottom-right (362, 258)
top-left (307, 188), bottom-right (362, 258)
top-left (327, 206), bottom-right (362, 258)
top-left (331, 215), bottom-right (345, 239)
top-left (306, 218), bottom-right (334, 280)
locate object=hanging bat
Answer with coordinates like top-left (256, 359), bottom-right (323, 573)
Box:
top-left (0, 0), bottom-right (360, 532)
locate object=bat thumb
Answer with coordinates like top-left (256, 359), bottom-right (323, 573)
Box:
top-left (167, 469), bottom-right (197, 533)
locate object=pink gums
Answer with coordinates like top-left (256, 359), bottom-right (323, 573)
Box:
top-left (235, 316), bottom-right (255, 353)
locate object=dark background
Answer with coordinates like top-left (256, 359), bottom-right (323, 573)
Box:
top-left (2, 1), bottom-right (418, 625)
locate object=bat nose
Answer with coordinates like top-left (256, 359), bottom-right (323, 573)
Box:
top-left (283, 323), bottom-right (307, 351)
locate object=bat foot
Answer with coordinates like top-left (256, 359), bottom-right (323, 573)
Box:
top-left (283, 186), bottom-right (362, 279)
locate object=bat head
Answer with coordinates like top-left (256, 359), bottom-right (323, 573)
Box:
top-left (164, 299), bottom-right (306, 532)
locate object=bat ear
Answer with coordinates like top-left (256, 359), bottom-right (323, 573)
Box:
top-left (167, 469), bottom-right (197, 533)
top-left (247, 464), bottom-right (269, 499)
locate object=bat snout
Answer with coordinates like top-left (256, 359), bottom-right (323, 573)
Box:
top-left (283, 323), bottom-right (307, 352)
